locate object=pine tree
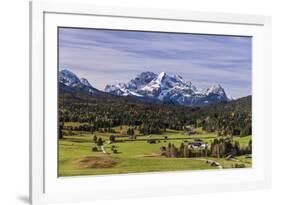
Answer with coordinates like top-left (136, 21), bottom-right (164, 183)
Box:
top-left (59, 123), bottom-right (64, 139)
top-left (234, 141), bottom-right (240, 156)
top-left (179, 143), bottom-right (185, 157)
top-left (184, 145), bottom-right (189, 158)
top-left (97, 137), bottom-right (103, 146)
top-left (248, 139), bottom-right (252, 153)
top-left (109, 135), bottom-right (115, 142)
top-left (93, 135), bottom-right (97, 143)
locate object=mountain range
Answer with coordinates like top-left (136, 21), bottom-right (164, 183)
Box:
top-left (59, 69), bottom-right (99, 94)
top-left (59, 69), bottom-right (231, 106)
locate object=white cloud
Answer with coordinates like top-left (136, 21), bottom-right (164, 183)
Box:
top-left (59, 28), bottom-right (252, 98)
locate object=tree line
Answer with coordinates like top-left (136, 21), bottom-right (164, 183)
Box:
top-left (58, 91), bottom-right (252, 137)
top-left (161, 138), bottom-right (252, 158)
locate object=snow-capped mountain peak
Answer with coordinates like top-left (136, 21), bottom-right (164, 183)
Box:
top-left (104, 71), bottom-right (230, 106)
top-left (127, 71), bottom-right (157, 90)
top-left (59, 68), bottom-right (98, 94)
top-left (204, 84), bottom-right (226, 96)
top-left (59, 69), bottom-right (81, 87)
top-left (59, 69), bottom-right (230, 106)
top-left (137, 71), bottom-right (157, 81)
top-left (172, 74), bottom-right (183, 82)
top-left (80, 78), bottom-right (92, 87)
top-left (157, 72), bottom-right (167, 81)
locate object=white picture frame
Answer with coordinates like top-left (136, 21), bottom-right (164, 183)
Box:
top-left (30, 1), bottom-right (272, 204)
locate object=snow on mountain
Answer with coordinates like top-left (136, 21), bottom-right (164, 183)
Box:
top-left (203, 84), bottom-right (226, 96)
top-left (127, 71), bottom-right (157, 90)
top-left (59, 69), bottom-right (81, 88)
top-left (105, 71), bottom-right (230, 106)
top-left (59, 69), bottom-right (230, 106)
top-left (80, 78), bottom-right (93, 87)
top-left (59, 69), bottom-right (98, 93)
top-left (104, 83), bottom-right (143, 97)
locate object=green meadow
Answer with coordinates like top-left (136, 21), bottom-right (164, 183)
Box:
top-left (59, 125), bottom-right (252, 176)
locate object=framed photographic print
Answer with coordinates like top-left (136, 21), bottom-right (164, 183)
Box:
top-left (30, 1), bottom-right (272, 204)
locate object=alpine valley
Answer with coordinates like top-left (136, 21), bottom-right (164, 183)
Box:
top-left (58, 68), bottom-right (252, 177)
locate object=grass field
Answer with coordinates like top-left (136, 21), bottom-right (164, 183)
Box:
top-left (59, 125), bottom-right (252, 176)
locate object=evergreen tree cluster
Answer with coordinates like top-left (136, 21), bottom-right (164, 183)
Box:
top-left (127, 128), bottom-right (135, 135)
top-left (59, 90), bottom-right (252, 137)
top-left (161, 137), bottom-right (251, 159)
top-left (163, 142), bottom-right (208, 158)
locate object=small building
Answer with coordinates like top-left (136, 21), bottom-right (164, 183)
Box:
top-left (129, 135), bottom-right (136, 140)
top-left (185, 141), bottom-right (208, 149)
top-left (232, 129), bottom-right (241, 136)
top-left (147, 139), bottom-right (157, 144)
top-left (184, 131), bottom-right (197, 136)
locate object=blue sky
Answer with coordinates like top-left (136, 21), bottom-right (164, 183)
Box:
top-left (59, 27), bottom-right (252, 98)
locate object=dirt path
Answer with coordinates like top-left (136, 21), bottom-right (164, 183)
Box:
top-left (101, 141), bottom-right (111, 154)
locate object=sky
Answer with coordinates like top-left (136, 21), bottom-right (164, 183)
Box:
top-left (59, 27), bottom-right (252, 98)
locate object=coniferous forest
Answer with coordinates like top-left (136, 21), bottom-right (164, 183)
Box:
top-left (59, 86), bottom-right (252, 176)
top-left (59, 87), bottom-right (252, 137)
